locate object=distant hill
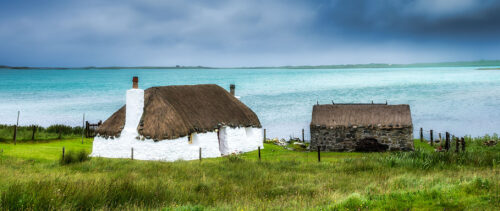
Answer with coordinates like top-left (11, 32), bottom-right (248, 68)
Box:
top-left (2, 60), bottom-right (500, 70)
top-left (252, 60), bottom-right (500, 69)
top-left (0, 65), bottom-right (212, 70)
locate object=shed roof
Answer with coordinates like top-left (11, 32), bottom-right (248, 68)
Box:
top-left (96, 84), bottom-right (261, 140)
top-left (310, 104), bottom-right (412, 127)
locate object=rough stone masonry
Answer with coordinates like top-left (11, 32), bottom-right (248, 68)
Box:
top-left (310, 104), bottom-right (414, 152)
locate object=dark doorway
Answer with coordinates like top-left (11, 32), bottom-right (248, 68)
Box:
top-left (354, 138), bottom-right (389, 152)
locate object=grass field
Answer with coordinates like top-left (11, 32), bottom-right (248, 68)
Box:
top-left (0, 137), bottom-right (499, 210)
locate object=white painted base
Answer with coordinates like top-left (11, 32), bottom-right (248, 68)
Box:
top-left (91, 131), bottom-right (221, 161)
top-left (91, 127), bottom-right (263, 161)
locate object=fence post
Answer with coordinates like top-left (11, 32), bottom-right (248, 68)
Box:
top-left (445, 132), bottom-right (450, 151)
top-left (317, 146), bottom-right (321, 162)
top-left (420, 128), bottom-right (423, 142)
top-left (439, 133), bottom-right (442, 143)
top-left (13, 125), bottom-right (17, 145)
top-left (263, 129), bottom-right (266, 142)
top-left (302, 129), bottom-right (305, 142)
top-left (430, 130), bottom-right (434, 146)
top-left (199, 147), bottom-right (202, 162)
top-left (461, 137), bottom-right (466, 152)
top-left (81, 113), bottom-right (85, 144)
top-left (258, 146), bottom-right (261, 161)
top-left (131, 147), bottom-right (134, 160)
top-left (85, 121), bottom-right (89, 138)
top-left (62, 147), bottom-right (65, 159)
top-left (14, 111), bottom-right (19, 145)
top-left (31, 125), bottom-right (36, 141)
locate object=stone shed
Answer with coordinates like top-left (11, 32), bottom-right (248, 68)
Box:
top-left (310, 104), bottom-right (413, 152)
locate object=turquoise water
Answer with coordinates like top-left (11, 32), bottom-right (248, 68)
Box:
top-left (1, 67), bottom-right (500, 139)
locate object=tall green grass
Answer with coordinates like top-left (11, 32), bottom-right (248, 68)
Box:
top-left (0, 136), bottom-right (498, 210)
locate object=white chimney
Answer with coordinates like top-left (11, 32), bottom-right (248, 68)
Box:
top-left (123, 76), bottom-right (144, 134)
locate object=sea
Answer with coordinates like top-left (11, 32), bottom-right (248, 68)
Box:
top-left (1, 67), bottom-right (500, 139)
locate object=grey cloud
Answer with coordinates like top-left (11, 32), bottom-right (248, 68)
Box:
top-left (0, 0), bottom-right (499, 67)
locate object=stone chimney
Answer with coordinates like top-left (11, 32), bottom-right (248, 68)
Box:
top-left (132, 76), bottom-right (139, 89)
top-left (230, 84), bottom-right (235, 96)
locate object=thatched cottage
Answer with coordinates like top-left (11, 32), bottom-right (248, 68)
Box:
top-left (310, 103), bottom-right (413, 152)
top-left (91, 77), bottom-right (263, 161)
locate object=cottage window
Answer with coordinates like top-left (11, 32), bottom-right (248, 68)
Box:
top-left (188, 133), bottom-right (193, 144)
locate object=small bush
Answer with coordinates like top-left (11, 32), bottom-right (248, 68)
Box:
top-left (227, 153), bottom-right (243, 162)
top-left (336, 193), bottom-right (370, 210)
top-left (194, 182), bottom-right (210, 193)
top-left (60, 149), bottom-right (90, 165)
top-left (471, 177), bottom-right (490, 190)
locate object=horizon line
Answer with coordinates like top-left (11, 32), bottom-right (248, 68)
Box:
top-left (1, 59), bottom-right (500, 70)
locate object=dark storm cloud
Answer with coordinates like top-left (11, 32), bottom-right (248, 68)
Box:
top-left (315, 0), bottom-right (500, 41)
top-left (0, 0), bottom-right (499, 67)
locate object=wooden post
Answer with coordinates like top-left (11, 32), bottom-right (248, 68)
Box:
top-left (14, 111), bottom-right (19, 145)
top-left (13, 125), bottom-right (17, 145)
top-left (430, 130), bottom-right (434, 146)
top-left (420, 128), bottom-right (423, 142)
top-left (317, 146), bottom-right (321, 162)
top-left (31, 125), bottom-right (36, 141)
top-left (445, 132), bottom-right (450, 151)
top-left (461, 137), bottom-right (466, 152)
top-left (62, 147), bottom-right (65, 159)
top-left (81, 113), bottom-right (85, 144)
top-left (302, 129), bottom-right (305, 142)
top-left (85, 121), bottom-right (89, 138)
top-left (264, 129), bottom-right (266, 142)
top-left (131, 148), bottom-right (134, 160)
top-left (439, 133), bottom-right (442, 143)
top-left (199, 147), bottom-right (202, 162)
top-left (455, 138), bottom-right (459, 153)
top-left (258, 146), bottom-right (261, 161)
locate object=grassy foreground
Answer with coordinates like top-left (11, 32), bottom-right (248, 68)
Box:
top-left (0, 138), bottom-right (499, 210)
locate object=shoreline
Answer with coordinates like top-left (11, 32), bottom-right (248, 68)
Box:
top-left (2, 60), bottom-right (500, 70)
top-left (476, 68), bottom-right (500, 70)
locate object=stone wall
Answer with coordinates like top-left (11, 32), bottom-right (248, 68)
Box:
top-left (310, 124), bottom-right (413, 152)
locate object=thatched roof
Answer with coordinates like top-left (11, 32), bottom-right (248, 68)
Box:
top-left (95, 106), bottom-right (126, 137)
top-left (311, 104), bottom-right (412, 128)
top-left (96, 84), bottom-right (261, 140)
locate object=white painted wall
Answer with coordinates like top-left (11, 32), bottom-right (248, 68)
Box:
top-left (92, 127), bottom-right (263, 161)
top-left (246, 127), bottom-right (264, 150)
top-left (91, 87), bottom-right (263, 161)
top-left (219, 126), bottom-right (263, 155)
top-left (91, 132), bottom-right (221, 161)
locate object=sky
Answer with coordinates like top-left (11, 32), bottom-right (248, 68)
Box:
top-left (1, 0), bottom-right (500, 67)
